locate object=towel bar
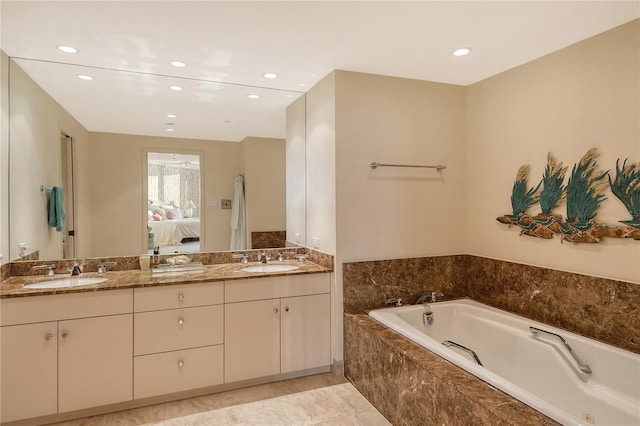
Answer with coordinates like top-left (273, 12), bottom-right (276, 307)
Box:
top-left (370, 162), bottom-right (446, 171)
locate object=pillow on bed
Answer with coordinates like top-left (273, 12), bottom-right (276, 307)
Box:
top-left (152, 212), bottom-right (163, 221)
top-left (152, 208), bottom-right (167, 219)
top-left (165, 207), bottom-right (183, 220)
top-left (148, 210), bottom-right (153, 220)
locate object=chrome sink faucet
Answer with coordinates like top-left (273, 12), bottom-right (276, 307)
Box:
top-left (69, 263), bottom-right (83, 276)
top-left (258, 252), bottom-right (270, 264)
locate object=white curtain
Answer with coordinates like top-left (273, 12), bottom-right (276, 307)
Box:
top-left (230, 175), bottom-right (247, 250)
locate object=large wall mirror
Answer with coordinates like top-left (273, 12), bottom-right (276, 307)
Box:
top-left (7, 57), bottom-right (306, 262)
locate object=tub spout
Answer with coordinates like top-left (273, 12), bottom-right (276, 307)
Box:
top-left (416, 291), bottom-right (444, 304)
top-left (530, 326), bottom-right (592, 374)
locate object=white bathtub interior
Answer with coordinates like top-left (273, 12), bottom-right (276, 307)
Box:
top-left (369, 299), bottom-right (640, 426)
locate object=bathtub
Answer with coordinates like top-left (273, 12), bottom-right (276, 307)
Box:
top-left (369, 299), bottom-right (640, 426)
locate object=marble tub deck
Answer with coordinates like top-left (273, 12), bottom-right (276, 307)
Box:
top-left (51, 373), bottom-right (390, 426)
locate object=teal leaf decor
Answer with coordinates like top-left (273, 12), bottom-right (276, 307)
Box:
top-left (608, 159), bottom-right (640, 228)
top-left (510, 165), bottom-right (542, 216)
top-left (539, 153), bottom-right (567, 215)
top-left (566, 148), bottom-right (608, 229)
top-left (497, 149), bottom-right (640, 243)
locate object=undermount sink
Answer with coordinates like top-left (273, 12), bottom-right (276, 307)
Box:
top-left (241, 265), bottom-right (299, 273)
top-left (24, 277), bottom-right (108, 289)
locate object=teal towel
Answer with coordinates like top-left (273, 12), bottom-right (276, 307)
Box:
top-left (48, 186), bottom-right (66, 232)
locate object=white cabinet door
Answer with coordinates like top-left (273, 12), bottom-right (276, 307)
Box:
top-left (225, 299), bottom-right (280, 383)
top-left (58, 314), bottom-right (133, 413)
top-left (281, 294), bottom-right (331, 373)
top-left (0, 322), bottom-right (58, 423)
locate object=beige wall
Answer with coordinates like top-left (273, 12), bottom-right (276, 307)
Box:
top-left (329, 70), bottom-right (466, 362)
top-left (335, 71), bottom-right (467, 261)
top-left (286, 95), bottom-right (306, 245)
top-left (305, 72), bottom-right (336, 255)
top-left (84, 133), bottom-right (242, 257)
top-left (241, 136), bottom-right (286, 248)
top-left (0, 51), bottom-right (8, 264)
top-left (466, 19), bottom-right (640, 283)
top-left (8, 59), bottom-right (89, 261)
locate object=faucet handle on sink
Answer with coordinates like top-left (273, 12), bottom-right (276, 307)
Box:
top-left (232, 253), bottom-right (249, 264)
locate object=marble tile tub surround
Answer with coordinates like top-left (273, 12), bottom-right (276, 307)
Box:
top-left (6, 247), bottom-right (314, 278)
top-left (466, 255), bottom-right (640, 355)
top-left (343, 254), bottom-right (640, 354)
top-left (344, 313), bottom-right (557, 426)
top-left (343, 255), bottom-right (467, 314)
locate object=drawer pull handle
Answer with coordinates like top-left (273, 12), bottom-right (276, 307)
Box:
top-left (45, 333), bottom-right (53, 341)
top-left (285, 307), bottom-right (290, 312)
top-left (178, 360), bottom-right (184, 367)
top-left (273, 307), bottom-right (279, 314)
top-left (178, 293), bottom-right (184, 301)
top-left (61, 331), bottom-right (69, 338)
top-left (178, 318), bottom-right (184, 326)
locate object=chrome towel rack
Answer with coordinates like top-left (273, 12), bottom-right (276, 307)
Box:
top-left (370, 162), bottom-right (446, 171)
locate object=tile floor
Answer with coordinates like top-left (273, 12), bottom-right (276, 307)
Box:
top-left (52, 373), bottom-right (390, 426)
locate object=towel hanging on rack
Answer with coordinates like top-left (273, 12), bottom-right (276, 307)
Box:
top-left (48, 186), bottom-right (66, 232)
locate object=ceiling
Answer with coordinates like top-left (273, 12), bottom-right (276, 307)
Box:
top-left (2, 1), bottom-right (638, 141)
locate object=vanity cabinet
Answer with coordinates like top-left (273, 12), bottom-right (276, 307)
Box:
top-left (133, 282), bottom-right (224, 399)
top-left (224, 273), bottom-right (331, 383)
top-left (1, 322), bottom-right (58, 422)
top-left (0, 290), bottom-right (133, 423)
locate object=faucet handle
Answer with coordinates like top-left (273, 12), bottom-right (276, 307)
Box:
top-left (97, 261), bottom-right (117, 274)
top-left (232, 253), bottom-right (249, 264)
top-left (33, 264), bottom-right (56, 277)
top-left (385, 297), bottom-right (403, 307)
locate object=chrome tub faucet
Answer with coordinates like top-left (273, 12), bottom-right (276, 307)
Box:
top-left (415, 291), bottom-right (444, 304)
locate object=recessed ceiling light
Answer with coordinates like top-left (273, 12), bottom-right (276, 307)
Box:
top-left (247, 94), bottom-right (260, 99)
top-left (167, 114), bottom-right (177, 118)
top-left (170, 61), bottom-right (186, 68)
top-left (169, 85), bottom-right (183, 91)
top-left (166, 128), bottom-right (175, 132)
top-left (58, 45), bottom-right (77, 54)
top-left (263, 72), bottom-right (278, 79)
top-left (453, 47), bottom-right (471, 57)
top-left (77, 74), bottom-right (93, 81)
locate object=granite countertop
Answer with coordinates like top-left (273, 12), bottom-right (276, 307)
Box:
top-left (0, 260), bottom-right (331, 298)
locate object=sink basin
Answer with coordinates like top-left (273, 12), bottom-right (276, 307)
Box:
top-left (24, 277), bottom-right (108, 289)
top-left (241, 265), bottom-right (299, 273)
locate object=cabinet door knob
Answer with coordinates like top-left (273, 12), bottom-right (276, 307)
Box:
top-left (45, 333), bottom-right (53, 341)
top-left (61, 331), bottom-right (69, 338)
top-left (178, 360), bottom-right (184, 367)
top-left (178, 293), bottom-right (184, 301)
top-left (285, 306), bottom-right (290, 312)
top-left (178, 318), bottom-right (184, 326)
top-left (273, 307), bottom-right (279, 314)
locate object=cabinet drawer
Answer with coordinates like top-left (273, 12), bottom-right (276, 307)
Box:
top-left (134, 305), bottom-right (223, 355)
top-left (1, 289), bottom-right (133, 326)
top-left (134, 345), bottom-right (223, 399)
top-left (134, 282), bottom-right (223, 312)
top-left (225, 273), bottom-right (330, 303)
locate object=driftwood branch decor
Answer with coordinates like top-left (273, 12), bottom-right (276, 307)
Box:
top-left (497, 149), bottom-right (640, 243)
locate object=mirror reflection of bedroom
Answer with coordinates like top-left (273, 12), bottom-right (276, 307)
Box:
top-left (147, 152), bottom-right (201, 254)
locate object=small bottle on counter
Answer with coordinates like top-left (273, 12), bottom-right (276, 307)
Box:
top-left (153, 246), bottom-right (160, 266)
